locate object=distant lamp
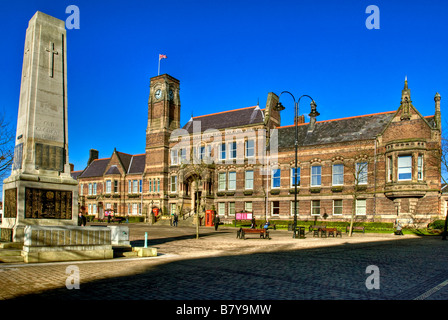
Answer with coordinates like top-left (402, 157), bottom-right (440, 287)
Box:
top-left (274, 102), bottom-right (285, 112)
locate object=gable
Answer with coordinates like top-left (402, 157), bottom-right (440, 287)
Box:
top-left (380, 103), bottom-right (434, 143)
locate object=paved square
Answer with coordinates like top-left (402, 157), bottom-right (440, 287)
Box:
top-left (0, 224), bottom-right (447, 301)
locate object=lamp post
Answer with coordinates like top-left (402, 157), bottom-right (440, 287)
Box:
top-left (275, 92), bottom-right (317, 238)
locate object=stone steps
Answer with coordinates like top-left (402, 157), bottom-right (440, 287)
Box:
top-left (0, 242), bottom-right (23, 249)
top-left (0, 243), bottom-right (24, 263)
top-left (112, 246), bottom-right (138, 258)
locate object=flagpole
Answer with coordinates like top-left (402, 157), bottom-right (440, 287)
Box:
top-left (158, 57), bottom-right (160, 76)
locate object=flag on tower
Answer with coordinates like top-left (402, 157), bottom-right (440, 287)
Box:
top-left (158, 54), bottom-right (167, 75)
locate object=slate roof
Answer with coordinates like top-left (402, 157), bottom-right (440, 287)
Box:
top-left (105, 165), bottom-right (121, 175)
top-left (128, 154), bottom-right (145, 174)
top-left (278, 112), bottom-right (436, 149)
top-left (71, 170), bottom-right (83, 180)
top-left (77, 152), bottom-right (146, 178)
top-left (78, 158), bottom-right (110, 178)
top-left (279, 111), bottom-right (395, 148)
top-left (183, 106), bottom-right (264, 133)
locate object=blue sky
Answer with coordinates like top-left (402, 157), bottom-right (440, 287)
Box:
top-left (0, 0), bottom-right (447, 174)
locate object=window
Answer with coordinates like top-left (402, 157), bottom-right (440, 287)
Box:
top-left (92, 204), bottom-right (97, 215)
top-left (333, 200), bottom-right (343, 215)
top-left (218, 202), bottom-right (226, 216)
top-left (132, 203), bottom-right (138, 215)
top-left (356, 162), bottom-right (368, 184)
top-left (246, 139), bottom-right (255, 158)
top-left (418, 155), bottom-right (423, 180)
top-left (290, 201), bottom-right (299, 216)
top-left (229, 141), bottom-right (237, 159)
top-left (356, 199), bottom-right (367, 215)
top-left (387, 156), bottom-right (393, 182)
top-left (171, 176), bottom-right (177, 193)
top-left (114, 180), bottom-right (118, 193)
top-left (149, 179), bottom-right (152, 193)
top-left (311, 200), bottom-right (320, 215)
top-left (332, 164), bottom-right (344, 186)
top-left (398, 156), bottom-right (412, 181)
top-left (290, 167), bottom-right (301, 187)
top-left (228, 171), bottom-right (236, 190)
top-left (218, 173), bottom-right (226, 191)
top-left (132, 180), bottom-right (138, 193)
top-left (80, 184), bottom-right (83, 196)
top-left (272, 169), bottom-right (281, 188)
top-left (245, 202), bottom-right (252, 213)
top-left (220, 143), bottom-right (226, 160)
top-left (139, 180), bottom-right (142, 193)
top-left (128, 180), bottom-right (132, 193)
top-left (88, 183), bottom-right (92, 195)
top-left (93, 183), bottom-right (97, 195)
top-left (171, 149), bottom-right (178, 165)
top-left (228, 202), bottom-right (235, 215)
top-left (170, 203), bottom-right (177, 214)
top-left (157, 179), bottom-right (160, 192)
top-left (272, 201), bottom-right (280, 215)
top-left (105, 180), bottom-right (111, 193)
top-left (245, 170), bottom-right (254, 189)
top-left (311, 166), bottom-right (321, 186)
top-left (180, 148), bottom-right (187, 164)
top-left (198, 145), bottom-right (206, 160)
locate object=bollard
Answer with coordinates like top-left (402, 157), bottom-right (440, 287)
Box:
top-left (144, 232), bottom-right (148, 248)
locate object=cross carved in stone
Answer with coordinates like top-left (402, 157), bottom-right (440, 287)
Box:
top-left (45, 42), bottom-right (58, 78)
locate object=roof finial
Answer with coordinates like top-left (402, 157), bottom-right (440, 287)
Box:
top-left (404, 75), bottom-right (408, 90)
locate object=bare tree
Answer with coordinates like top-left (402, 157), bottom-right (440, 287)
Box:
top-left (0, 114), bottom-right (15, 181)
top-left (427, 127), bottom-right (448, 240)
top-left (179, 153), bottom-right (213, 239)
top-left (346, 155), bottom-right (371, 237)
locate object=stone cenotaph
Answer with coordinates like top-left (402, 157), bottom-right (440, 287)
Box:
top-left (2, 12), bottom-right (113, 262)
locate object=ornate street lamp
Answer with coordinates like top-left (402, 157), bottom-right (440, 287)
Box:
top-left (276, 92), bottom-right (317, 238)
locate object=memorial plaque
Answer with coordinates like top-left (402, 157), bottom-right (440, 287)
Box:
top-left (12, 143), bottom-right (23, 170)
top-left (35, 143), bottom-right (64, 171)
top-left (4, 188), bottom-right (17, 218)
top-left (24, 187), bottom-right (72, 219)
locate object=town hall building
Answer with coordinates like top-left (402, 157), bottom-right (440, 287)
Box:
top-left (72, 74), bottom-right (443, 226)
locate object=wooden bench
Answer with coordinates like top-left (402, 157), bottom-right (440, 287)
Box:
top-left (309, 225), bottom-right (325, 232)
top-left (346, 226), bottom-right (365, 233)
top-left (325, 228), bottom-right (342, 237)
top-left (310, 225), bottom-right (325, 237)
top-left (237, 228), bottom-right (270, 240)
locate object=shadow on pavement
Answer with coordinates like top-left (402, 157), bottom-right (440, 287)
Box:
top-left (8, 235), bottom-right (448, 302)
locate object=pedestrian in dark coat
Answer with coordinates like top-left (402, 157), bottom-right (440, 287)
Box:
top-left (214, 214), bottom-right (220, 231)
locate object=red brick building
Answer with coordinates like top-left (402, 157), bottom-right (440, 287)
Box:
top-left (73, 74), bottom-right (443, 226)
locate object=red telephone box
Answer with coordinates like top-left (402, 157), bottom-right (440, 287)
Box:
top-left (152, 208), bottom-right (159, 217)
top-left (205, 210), bottom-right (215, 227)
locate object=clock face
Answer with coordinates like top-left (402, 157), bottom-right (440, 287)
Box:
top-left (169, 90), bottom-right (174, 100)
top-left (155, 89), bottom-right (162, 100)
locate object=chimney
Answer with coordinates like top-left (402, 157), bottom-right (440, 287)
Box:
top-left (295, 115), bottom-right (305, 126)
top-left (70, 163), bottom-right (74, 172)
top-left (87, 149), bottom-right (99, 166)
top-left (435, 92), bottom-right (441, 130)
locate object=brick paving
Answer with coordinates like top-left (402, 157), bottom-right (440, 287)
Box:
top-left (0, 224), bottom-right (447, 302)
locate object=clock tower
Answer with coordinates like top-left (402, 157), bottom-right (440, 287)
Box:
top-left (145, 74), bottom-right (181, 210)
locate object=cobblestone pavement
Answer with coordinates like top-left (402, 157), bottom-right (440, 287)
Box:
top-left (0, 224), bottom-right (447, 303)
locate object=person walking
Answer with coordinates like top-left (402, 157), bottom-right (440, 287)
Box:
top-left (214, 213), bottom-right (220, 231)
top-left (78, 212), bottom-right (86, 227)
top-left (173, 213), bottom-right (178, 227)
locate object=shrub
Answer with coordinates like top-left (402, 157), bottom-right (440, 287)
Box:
top-left (428, 220), bottom-right (446, 230)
